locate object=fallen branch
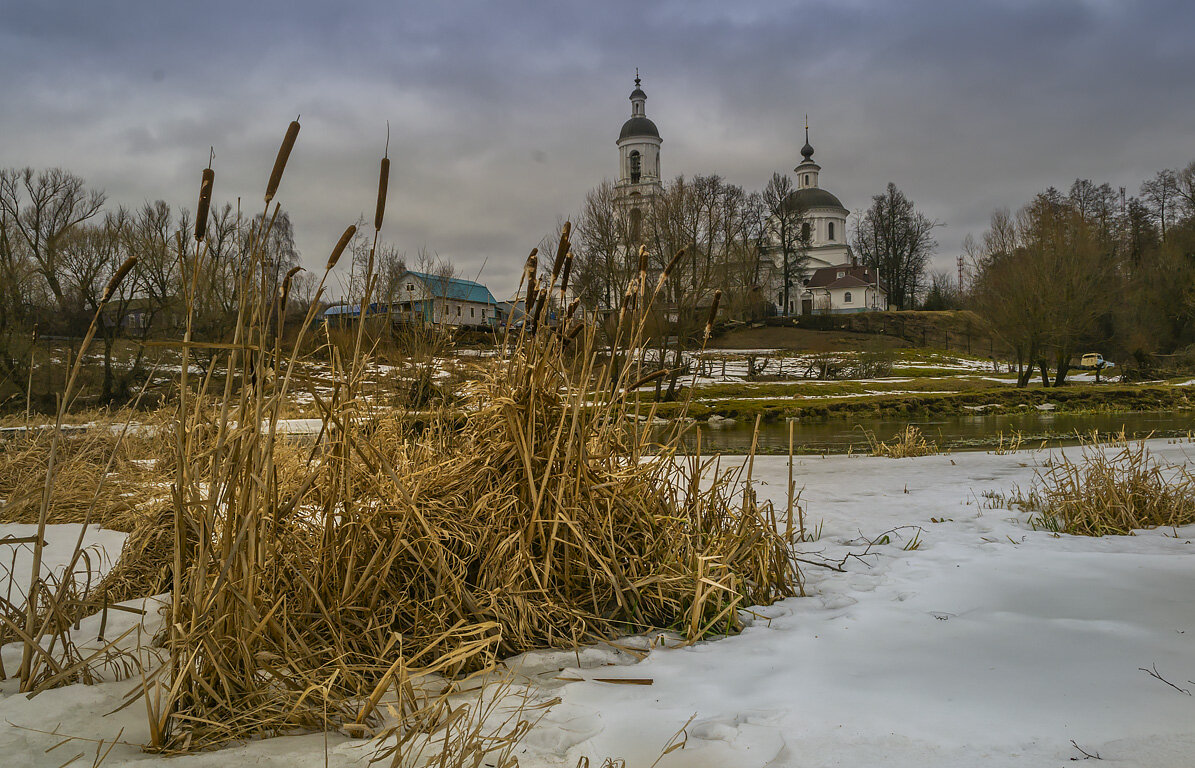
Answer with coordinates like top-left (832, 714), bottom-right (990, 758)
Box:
top-left (1139, 663), bottom-right (1192, 695)
top-left (1069, 739), bottom-right (1101, 760)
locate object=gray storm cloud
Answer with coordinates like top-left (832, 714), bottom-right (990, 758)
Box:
top-left (2, 0), bottom-right (1192, 298)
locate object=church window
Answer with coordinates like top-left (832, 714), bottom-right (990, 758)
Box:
top-left (456, 305), bottom-right (461, 316)
top-left (470, 307), bottom-right (475, 318)
top-left (804, 174), bottom-right (810, 185)
top-left (844, 291), bottom-right (852, 303)
top-left (629, 150), bottom-right (641, 184)
top-left (802, 222), bottom-right (811, 241)
top-left (828, 222), bottom-right (835, 241)
top-left (406, 283), bottom-right (414, 292)
top-left (629, 207), bottom-right (642, 243)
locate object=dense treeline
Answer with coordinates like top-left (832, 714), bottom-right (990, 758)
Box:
top-left (968, 162), bottom-right (1195, 384)
top-left (571, 175), bottom-right (773, 327)
top-left (570, 174), bottom-right (937, 327)
top-left (0, 167), bottom-right (311, 402)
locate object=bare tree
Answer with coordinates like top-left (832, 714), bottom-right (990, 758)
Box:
top-left (762, 173), bottom-right (808, 315)
top-left (970, 214), bottom-right (1052, 387)
top-left (59, 212), bottom-right (148, 400)
top-left (245, 209), bottom-right (300, 303)
top-left (853, 182), bottom-right (939, 310)
top-left (1140, 169), bottom-right (1180, 241)
top-left (0, 191), bottom-right (42, 381)
top-left (0, 168), bottom-right (106, 318)
top-left (971, 194), bottom-right (1113, 386)
top-left (1172, 160), bottom-right (1195, 221)
top-left (574, 180), bottom-right (635, 311)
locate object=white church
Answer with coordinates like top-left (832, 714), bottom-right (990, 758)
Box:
top-left (611, 76), bottom-right (886, 316)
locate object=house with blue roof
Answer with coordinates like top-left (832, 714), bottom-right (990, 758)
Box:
top-left (322, 270), bottom-right (501, 329)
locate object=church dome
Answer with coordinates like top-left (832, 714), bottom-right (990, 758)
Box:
top-left (619, 116), bottom-right (660, 141)
top-left (785, 187), bottom-right (847, 212)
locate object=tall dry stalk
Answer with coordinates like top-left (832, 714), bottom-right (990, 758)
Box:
top-left (1, 124), bottom-right (803, 753)
top-left (13, 253), bottom-right (138, 690)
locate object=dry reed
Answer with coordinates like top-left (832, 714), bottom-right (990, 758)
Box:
top-left (4, 122), bottom-right (802, 757)
top-left (866, 425), bottom-right (940, 458)
top-left (1020, 433), bottom-right (1195, 535)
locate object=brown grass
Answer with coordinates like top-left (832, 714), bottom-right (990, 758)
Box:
top-left (1, 123), bottom-right (803, 759)
top-left (0, 415), bottom-right (173, 530)
top-left (1020, 433), bottom-right (1195, 536)
top-left (866, 425), bottom-right (940, 458)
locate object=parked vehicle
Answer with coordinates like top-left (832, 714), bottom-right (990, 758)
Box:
top-left (1078, 352), bottom-right (1113, 371)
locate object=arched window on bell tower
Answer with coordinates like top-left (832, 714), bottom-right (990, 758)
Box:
top-left (629, 150), bottom-right (641, 184)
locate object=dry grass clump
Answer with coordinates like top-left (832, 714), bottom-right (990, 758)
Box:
top-left (137, 283), bottom-right (796, 752)
top-left (1020, 433), bottom-right (1195, 536)
top-left (6, 122), bottom-right (801, 759)
top-left (866, 425), bottom-right (940, 458)
top-left (95, 125), bottom-right (800, 755)
top-left (0, 420), bottom-right (173, 531)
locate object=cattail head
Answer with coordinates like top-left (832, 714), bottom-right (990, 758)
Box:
top-left (553, 222), bottom-right (571, 276)
top-left (195, 168), bottom-right (214, 242)
top-left (565, 297), bottom-right (580, 321)
top-left (565, 321), bottom-right (584, 340)
top-left (654, 248), bottom-right (684, 295)
top-left (265, 119), bottom-right (301, 203)
top-left (703, 290), bottom-right (722, 340)
top-left (558, 252), bottom-right (573, 295)
top-left (637, 245), bottom-right (649, 276)
top-left (530, 287), bottom-right (548, 328)
top-left (523, 248), bottom-right (538, 281)
top-left (627, 368), bottom-right (669, 392)
top-left (327, 225), bottom-right (356, 270)
top-left (662, 248), bottom-right (684, 280)
top-left (622, 279), bottom-right (638, 312)
top-left (102, 256), bottom-right (138, 304)
top-left (374, 156), bottom-right (390, 230)
top-left (279, 265), bottom-right (303, 302)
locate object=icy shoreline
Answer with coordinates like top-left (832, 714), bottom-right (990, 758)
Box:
top-left (2, 439), bottom-right (1193, 766)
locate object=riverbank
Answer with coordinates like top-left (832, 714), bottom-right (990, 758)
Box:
top-left (652, 382), bottom-right (1194, 422)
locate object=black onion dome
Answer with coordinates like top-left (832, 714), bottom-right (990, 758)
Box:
top-left (619, 116), bottom-right (661, 141)
top-left (630, 87), bottom-right (647, 100)
top-left (785, 187), bottom-right (846, 212)
top-left (800, 140), bottom-right (815, 160)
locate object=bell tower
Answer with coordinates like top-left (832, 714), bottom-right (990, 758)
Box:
top-left (615, 71), bottom-right (663, 203)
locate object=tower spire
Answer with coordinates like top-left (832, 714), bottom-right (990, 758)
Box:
top-left (635, 68), bottom-right (641, 88)
top-left (800, 115), bottom-right (815, 162)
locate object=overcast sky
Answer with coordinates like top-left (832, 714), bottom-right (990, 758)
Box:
top-left (2, 0), bottom-right (1192, 298)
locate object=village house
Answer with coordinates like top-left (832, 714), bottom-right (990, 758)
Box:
top-left (322, 270), bottom-right (500, 329)
top-left (800, 262), bottom-right (887, 314)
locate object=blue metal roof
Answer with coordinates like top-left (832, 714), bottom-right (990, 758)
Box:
top-left (401, 271), bottom-right (497, 304)
top-left (322, 302), bottom-right (391, 318)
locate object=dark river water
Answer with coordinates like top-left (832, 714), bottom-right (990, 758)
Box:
top-left (666, 410), bottom-right (1195, 454)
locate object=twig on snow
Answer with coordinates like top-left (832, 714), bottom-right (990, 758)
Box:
top-left (1139, 663), bottom-right (1192, 695)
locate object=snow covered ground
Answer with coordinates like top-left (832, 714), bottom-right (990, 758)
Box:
top-left (2, 440), bottom-right (1193, 766)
